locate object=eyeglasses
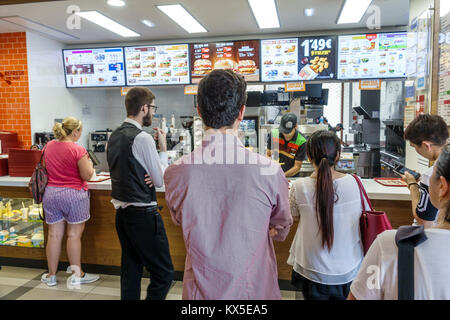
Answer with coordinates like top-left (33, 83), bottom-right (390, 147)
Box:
top-left (148, 105), bottom-right (158, 112)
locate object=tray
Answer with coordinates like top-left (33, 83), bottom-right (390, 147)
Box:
top-left (88, 177), bottom-right (111, 183)
top-left (374, 177), bottom-right (408, 187)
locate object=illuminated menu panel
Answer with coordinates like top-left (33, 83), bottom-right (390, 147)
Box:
top-left (190, 40), bottom-right (260, 83)
top-left (261, 38), bottom-right (298, 82)
top-left (125, 44), bottom-right (190, 86)
top-left (338, 33), bottom-right (407, 79)
top-left (298, 36), bottom-right (337, 80)
top-left (63, 47), bottom-right (125, 87)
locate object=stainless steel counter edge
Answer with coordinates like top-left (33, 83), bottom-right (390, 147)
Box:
top-left (0, 176), bottom-right (410, 201)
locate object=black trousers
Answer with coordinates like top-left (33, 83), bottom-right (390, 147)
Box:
top-left (115, 206), bottom-right (174, 300)
top-left (291, 270), bottom-right (351, 300)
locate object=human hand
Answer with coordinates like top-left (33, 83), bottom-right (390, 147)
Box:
top-left (154, 127), bottom-right (167, 152)
top-left (401, 171), bottom-right (418, 185)
top-left (144, 174), bottom-right (153, 188)
top-left (269, 226), bottom-right (278, 239)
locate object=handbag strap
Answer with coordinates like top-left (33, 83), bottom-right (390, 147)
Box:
top-left (395, 225), bottom-right (428, 300)
top-left (38, 146), bottom-right (46, 165)
top-left (351, 174), bottom-right (374, 211)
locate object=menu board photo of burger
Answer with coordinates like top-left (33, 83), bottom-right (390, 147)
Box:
top-left (261, 38), bottom-right (299, 82)
top-left (125, 44), bottom-right (190, 86)
top-left (190, 40), bottom-right (260, 83)
top-left (298, 36), bottom-right (336, 80)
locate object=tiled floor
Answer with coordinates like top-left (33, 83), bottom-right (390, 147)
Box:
top-left (0, 266), bottom-right (303, 300)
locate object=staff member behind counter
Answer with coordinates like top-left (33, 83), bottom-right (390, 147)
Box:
top-left (266, 113), bottom-right (307, 177)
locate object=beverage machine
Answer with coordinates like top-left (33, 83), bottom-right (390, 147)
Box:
top-left (88, 130), bottom-right (112, 172)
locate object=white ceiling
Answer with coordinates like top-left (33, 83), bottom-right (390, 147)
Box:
top-left (0, 0), bottom-right (410, 45)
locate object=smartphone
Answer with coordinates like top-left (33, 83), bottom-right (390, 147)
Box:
top-left (394, 166), bottom-right (421, 180)
top-left (87, 149), bottom-right (100, 166)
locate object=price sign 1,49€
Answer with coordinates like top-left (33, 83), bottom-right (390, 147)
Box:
top-left (298, 36), bottom-right (337, 80)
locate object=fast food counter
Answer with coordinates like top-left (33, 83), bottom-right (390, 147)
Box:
top-left (0, 176), bottom-right (412, 282)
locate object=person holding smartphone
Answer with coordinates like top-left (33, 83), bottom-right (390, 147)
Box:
top-left (401, 115), bottom-right (449, 228)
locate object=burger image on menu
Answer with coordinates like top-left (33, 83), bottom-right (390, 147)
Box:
top-left (194, 59), bottom-right (212, 75)
top-left (237, 60), bottom-right (256, 75)
top-left (214, 59), bottom-right (236, 71)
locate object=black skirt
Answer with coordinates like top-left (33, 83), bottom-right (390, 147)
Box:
top-left (291, 270), bottom-right (352, 300)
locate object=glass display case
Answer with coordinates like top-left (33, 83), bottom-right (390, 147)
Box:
top-left (0, 197), bottom-right (45, 248)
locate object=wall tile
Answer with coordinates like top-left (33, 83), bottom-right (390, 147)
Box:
top-left (0, 32), bottom-right (31, 149)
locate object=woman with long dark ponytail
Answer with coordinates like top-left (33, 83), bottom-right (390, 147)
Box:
top-left (288, 130), bottom-right (366, 300)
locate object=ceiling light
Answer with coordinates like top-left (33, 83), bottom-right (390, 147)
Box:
top-left (337, 0), bottom-right (372, 24)
top-left (248, 0), bottom-right (280, 29)
top-left (76, 11), bottom-right (140, 37)
top-left (0, 16), bottom-right (79, 41)
top-left (107, 0), bottom-right (126, 7)
top-left (157, 4), bottom-right (207, 33)
top-left (141, 19), bottom-right (155, 27)
top-left (304, 8), bottom-right (315, 17)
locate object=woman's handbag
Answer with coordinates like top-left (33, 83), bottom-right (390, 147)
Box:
top-left (29, 149), bottom-right (48, 205)
top-left (352, 174), bottom-right (393, 254)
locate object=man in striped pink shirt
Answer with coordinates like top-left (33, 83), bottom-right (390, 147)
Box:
top-left (164, 70), bottom-right (292, 300)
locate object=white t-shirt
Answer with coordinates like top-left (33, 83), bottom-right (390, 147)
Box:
top-left (288, 174), bottom-right (368, 285)
top-left (350, 228), bottom-right (450, 300)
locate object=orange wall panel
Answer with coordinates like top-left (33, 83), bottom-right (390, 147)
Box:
top-left (0, 32), bottom-right (31, 149)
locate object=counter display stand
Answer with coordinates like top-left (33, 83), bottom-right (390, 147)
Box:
top-left (0, 197), bottom-right (45, 248)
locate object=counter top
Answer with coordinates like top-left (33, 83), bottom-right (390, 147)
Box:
top-left (0, 176), bottom-right (165, 193)
top-left (0, 175), bottom-right (410, 201)
top-left (287, 177), bottom-right (410, 201)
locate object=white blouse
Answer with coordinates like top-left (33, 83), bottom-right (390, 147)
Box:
top-left (288, 174), bottom-right (367, 285)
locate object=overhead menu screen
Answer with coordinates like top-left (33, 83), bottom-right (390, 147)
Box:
top-left (63, 47), bottom-right (125, 87)
top-left (338, 33), bottom-right (408, 79)
top-left (190, 40), bottom-right (260, 83)
top-left (261, 38), bottom-right (298, 82)
top-left (125, 44), bottom-right (190, 86)
top-left (298, 35), bottom-right (337, 80)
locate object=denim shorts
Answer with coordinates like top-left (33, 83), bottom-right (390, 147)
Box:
top-left (42, 186), bottom-right (90, 224)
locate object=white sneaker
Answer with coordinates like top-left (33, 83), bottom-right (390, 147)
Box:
top-left (41, 273), bottom-right (57, 287)
top-left (69, 273), bottom-right (100, 286)
top-left (66, 266), bottom-right (72, 274)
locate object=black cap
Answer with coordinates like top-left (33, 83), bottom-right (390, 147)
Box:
top-left (279, 113), bottom-right (297, 135)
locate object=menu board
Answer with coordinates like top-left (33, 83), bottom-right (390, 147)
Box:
top-left (190, 40), bottom-right (260, 83)
top-left (338, 33), bottom-right (408, 79)
top-left (125, 44), bottom-right (189, 86)
top-left (63, 47), bottom-right (125, 87)
top-left (261, 38), bottom-right (298, 82)
top-left (298, 36), bottom-right (337, 80)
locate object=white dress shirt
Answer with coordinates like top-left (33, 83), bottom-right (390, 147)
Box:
top-left (111, 118), bottom-right (168, 209)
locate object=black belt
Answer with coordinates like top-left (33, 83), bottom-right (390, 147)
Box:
top-left (120, 205), bottom-right (162, 212)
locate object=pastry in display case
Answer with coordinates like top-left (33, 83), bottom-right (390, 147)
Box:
top-left (0, 197), bottom-right (45, 248)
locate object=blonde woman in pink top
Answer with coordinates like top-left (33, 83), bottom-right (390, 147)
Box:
top-left (40, 117), bottom-right (99, 287)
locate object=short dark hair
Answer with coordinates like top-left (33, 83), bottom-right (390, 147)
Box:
top-left (125, 87), bottom-right (155, 117)
top-left (197, 69), bottom-right (247, 129)
top-left (404, 114), bottom-right (448, 146)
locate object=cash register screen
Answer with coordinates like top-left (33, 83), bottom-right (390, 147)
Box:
top-left (336, 159), bottom-right (355, 170)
